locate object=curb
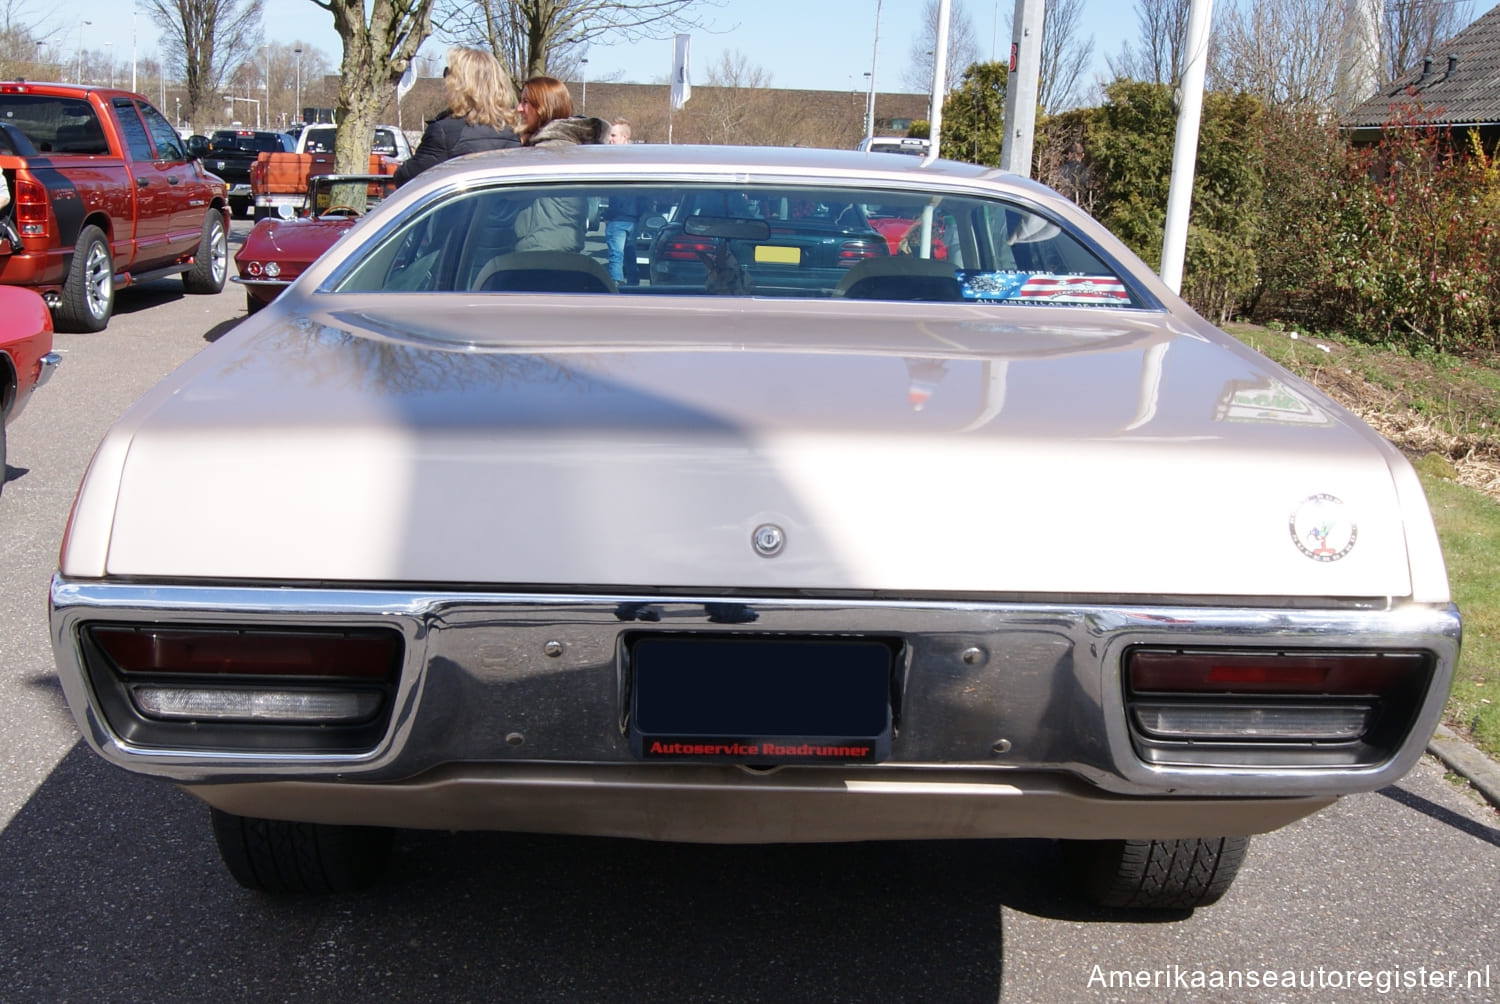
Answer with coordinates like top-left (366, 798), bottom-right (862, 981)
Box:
top-left (1427, 724), bottom-right (1500, 812)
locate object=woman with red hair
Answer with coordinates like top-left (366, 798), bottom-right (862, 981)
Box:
top-left (508, 77), bottom-right (610, 253)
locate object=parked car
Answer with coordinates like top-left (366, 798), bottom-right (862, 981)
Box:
top-left (205, 129), bottom-right (296, 218)
top-left (647, 188), bottom-right (889, 293)
top-left (233, 173), bottom-right (399, 313)
top-left (51, 146), bottom-right (1460, 909)
top-left (0, 285), bottom-right (60, 493)
top-left (249, 124), bottom-right (409, 220)
top-left (858, 136), bottom-right (931, 157)
top-left (0, 83), bottom-right (229, 331)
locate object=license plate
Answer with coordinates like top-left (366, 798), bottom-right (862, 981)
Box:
top-left (754, 245), bottom-right (800, 265)
top-left (629, 635), bottom-right (893, 763)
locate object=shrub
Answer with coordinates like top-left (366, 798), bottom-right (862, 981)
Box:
top-left (1257, 107), bottom-right (1500, 354)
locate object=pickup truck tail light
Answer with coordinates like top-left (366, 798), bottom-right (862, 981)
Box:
top-left (1123, 647), bottom-right (1433, 768)
top-left (79, 625), bottom-right (403, 752)
top-left (14, 177), bottom-right (50, 238)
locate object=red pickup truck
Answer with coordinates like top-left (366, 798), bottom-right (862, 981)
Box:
top-left (0, 82), bottom-right (229, 332)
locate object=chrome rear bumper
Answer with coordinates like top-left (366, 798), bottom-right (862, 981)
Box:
top-left (51, 578), bottom-right (1460, 810)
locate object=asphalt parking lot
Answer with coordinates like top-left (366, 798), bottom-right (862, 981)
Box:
top-left (1, 231), bottom-right (1497, 1000)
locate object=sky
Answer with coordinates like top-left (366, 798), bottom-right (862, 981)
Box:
top-left (47, 0), bottom-right (1139, 97)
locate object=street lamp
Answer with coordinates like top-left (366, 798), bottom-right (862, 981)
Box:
top-left (864, 0), bottom-right (883, 149)
top-left (105, 41), bottom-right (114, 87)
top-left (76, 19), bottom-right (91, 84)
top-left (259, 45), bottom-right (271, 128)
top-left (294, 48), bottom-right (302, 123)
top-left (580, 58), bottom-right (589, 114)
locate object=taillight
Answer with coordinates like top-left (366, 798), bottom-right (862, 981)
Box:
top-left (1123, 647), bottom-right (1432, 767)
top-left (658, 235), bottom-right (717, 261)
top-left (1128, 650), bottom-right (1420, 695)
top-left (82, 625), bottom-right (403, 751)
top-left (89, 626), bottom-right (399, 679)
top-left (15, 177), bottom-right (49, 237)
top-left (243, 261), bottom-right (264, 277)
top-left (836, 239), bottom-right (886, 267)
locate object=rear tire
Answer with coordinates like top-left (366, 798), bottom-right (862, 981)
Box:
top-left (245, 290), bottom-right (264, 314)
top-left (54, 224), bottom-right (113, 332)
top-left (210, 808), bottom-right (393, 894)
top-left (0, 422), bottom-right (8, 497)
top-left (229, 196), bottom-right (250, 219)
top-left (1062, 836), bottom-right (1249, 910)
top-left (183, 211), bottom-right (227, 294)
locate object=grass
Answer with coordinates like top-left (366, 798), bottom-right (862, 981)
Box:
top-left (1226, 323), bottom-right (1500, 759)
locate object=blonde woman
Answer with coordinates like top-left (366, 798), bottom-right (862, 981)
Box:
top-left (394, 46), bottom-right (520, 185)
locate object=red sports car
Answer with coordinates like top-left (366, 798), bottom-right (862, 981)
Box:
top-left (233, 174), bottom-right (399, 313)
top-left (0, 284), bottom-right (59, 493)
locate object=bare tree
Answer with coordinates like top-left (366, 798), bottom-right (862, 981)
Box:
top-left (1212, 0), bottom-right (1345, 109)
top-left (1039, 0), bottom-right (1095, 112)
top-left (1106, 0), bottom-right (1192, 85)
top-left (1383, 0), bottom-right (1474, 81)
top-left (142, 0), bottom-right (265, 126)
top-left (903, 0), bottom-right (980, 95)
top-left (694, 49), bottom-right (774, 144)
top-left (226, 41), bottom-right (332, 128)
top-left (433, 0), bottom-right (718, 85)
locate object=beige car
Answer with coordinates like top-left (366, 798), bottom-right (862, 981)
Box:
top-left (50, 145), bottom-right (1460, 907)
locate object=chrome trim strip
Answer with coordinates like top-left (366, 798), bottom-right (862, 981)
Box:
top-left (229, 277), bottom-right (293, 288)
top-left (50, 575), bottom-right (1460, 798)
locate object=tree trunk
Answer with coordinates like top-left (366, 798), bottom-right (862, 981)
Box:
top-left (326, 0), bottom-right (433, 176)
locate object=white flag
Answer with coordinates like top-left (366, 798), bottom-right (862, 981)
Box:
top-left (396, 61), bottom-right (416, 103)
top-left (671, 34), bottom-right (692, 110)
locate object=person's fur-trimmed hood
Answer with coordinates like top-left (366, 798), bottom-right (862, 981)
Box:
top-left (527, 116), bottom-right (612, 148)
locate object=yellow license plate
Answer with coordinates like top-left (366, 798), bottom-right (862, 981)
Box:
top-left (754, 245), bottom-right (800, 265)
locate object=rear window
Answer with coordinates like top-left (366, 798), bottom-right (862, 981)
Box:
top-left (304, 127), bottom-right (336, 153)
top-left (0, 95), bottom-right (108, 155)
top-left (334, 181), bottom-right (1141, 308)
top-left (372, 129), bottom-right (401, 157)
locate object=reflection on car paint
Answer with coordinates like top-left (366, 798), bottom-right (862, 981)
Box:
top-left (1215, 377), bottom-right (1334, 427)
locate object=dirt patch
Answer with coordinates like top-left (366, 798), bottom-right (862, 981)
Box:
top-left (1259, 333), bottom-right (1500, 502)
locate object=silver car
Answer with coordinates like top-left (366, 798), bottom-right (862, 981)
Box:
top-left (50, 145), bottom-right (1460, 907)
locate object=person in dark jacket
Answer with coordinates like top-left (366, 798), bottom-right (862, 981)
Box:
top-left (393, 46), bottom-right (520, 186)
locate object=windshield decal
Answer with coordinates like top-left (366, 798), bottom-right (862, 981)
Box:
top-left (959, 270), bottom-right (1130, 305)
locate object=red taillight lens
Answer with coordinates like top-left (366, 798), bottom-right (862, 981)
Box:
top-left (15, 177), bottom-right (49, 236)
top-left (836, 239), bottom-right (886, 266)
top-left (659, 236), bottom-right (717, 261)
top-left (88, 626), bottom-right (401, 680)
top-left (1127, 650), bottom-right (1426, 696)
top-left (244, 261), bottom-right (264, 277)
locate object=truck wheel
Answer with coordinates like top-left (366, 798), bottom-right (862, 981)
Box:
top-left (55, 224), bottom-right (114, 333)
top-left (1062, 836), bottom-right (1249, 910)
top-left (229, 196), bottom-right (250, 219)
top-left (183, 211), bottom-right (227, 294)
top-left (0, 423), bottom-right (7, 498)
top-left (210, 808), bottom-right (393, 894)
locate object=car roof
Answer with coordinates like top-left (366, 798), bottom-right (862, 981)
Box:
top-left (409, 143), bottom-right (1020, 192)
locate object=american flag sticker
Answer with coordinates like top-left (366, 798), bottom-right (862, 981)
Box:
top-left (959, 271), bottom-right (1131, 304)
